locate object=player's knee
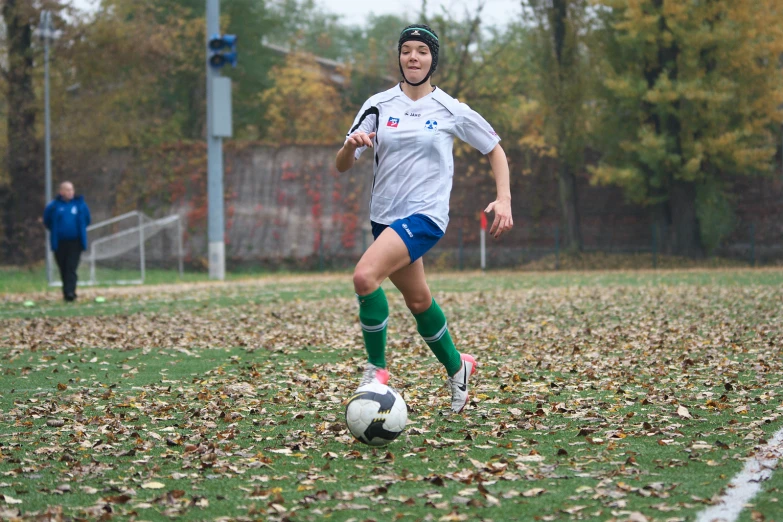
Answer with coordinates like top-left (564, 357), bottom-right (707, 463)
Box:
top-left (353, 267), bottom-right (377, 296)
top-left (405, 294), bottom-right (431, 314)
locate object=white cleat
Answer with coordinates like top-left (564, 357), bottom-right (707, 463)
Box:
top-left (447, 354), bottom-right (477, 413)
top-left (358, 362), bottom-right (390, 389)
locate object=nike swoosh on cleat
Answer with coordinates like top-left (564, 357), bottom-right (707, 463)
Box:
top-left (456, 363), bottom-right (468, 391)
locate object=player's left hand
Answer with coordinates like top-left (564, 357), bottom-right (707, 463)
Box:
top-left (484, 198), bottom-right (513, 238)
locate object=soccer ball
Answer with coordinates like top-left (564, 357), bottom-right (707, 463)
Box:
top-left (345, 381), bottom-right (407, 446)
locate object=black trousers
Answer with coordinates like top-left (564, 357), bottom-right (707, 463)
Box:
top-left (55, 239), bottom-right (82, 301)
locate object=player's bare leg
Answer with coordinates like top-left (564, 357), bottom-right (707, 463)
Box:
top-left (353, 228), bottom-right (410, 388)
top-left (390, 259), bottom-right (476, 412)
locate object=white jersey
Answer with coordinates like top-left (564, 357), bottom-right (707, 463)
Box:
top-left (346, 84), bottom-right (500, 232)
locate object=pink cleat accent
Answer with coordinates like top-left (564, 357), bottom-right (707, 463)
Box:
top-left (461, 354), bottom-right (477, 376)
top-left (358, 363), bottom-right (390, 388)
top-left (375, 368), bottom-right (390, 385)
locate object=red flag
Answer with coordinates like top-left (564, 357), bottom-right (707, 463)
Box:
top-left (480, 212), bottom-right (487, 231)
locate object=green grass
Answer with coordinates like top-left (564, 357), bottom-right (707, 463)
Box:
top-left (740, 471), bottom-right (783, 522)
top-left (4, 262), bottom-right (783, 296)
top-left (1, 269), bottom-right (782, 520)
top-left (3, 267), bottom-right (782, 320)
top-left (0, 266), bottom-right (216, 294)
top-left (0, 265), bottom-right (329, 295)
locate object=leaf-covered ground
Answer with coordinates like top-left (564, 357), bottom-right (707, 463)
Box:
top-left (1, 269), bottom-right (781, 521)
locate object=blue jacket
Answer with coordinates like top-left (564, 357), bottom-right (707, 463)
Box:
top-left (43, 195), bottom-right (91, 252)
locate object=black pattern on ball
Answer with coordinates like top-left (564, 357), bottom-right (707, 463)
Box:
top-left (345, 382), bottom-right (408, 447)
top-left (349, 389), bottom-right (397, 413)
top-left (362, 419), bottom-right (403, 444)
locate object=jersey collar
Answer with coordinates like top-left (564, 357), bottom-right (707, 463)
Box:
top-left (397, 83), bottom-right (438, 104)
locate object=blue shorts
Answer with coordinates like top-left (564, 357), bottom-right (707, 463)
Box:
top-left (371, 214), bottom-right (444, 264)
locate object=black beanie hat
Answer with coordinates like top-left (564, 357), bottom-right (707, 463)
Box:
top-left (398, 24), bottom-right (439, 86)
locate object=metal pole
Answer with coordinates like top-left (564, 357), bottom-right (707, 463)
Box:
top-left (652, 223), bottom-right (658, 269)
top-left (177, 216), bottom-right (184, 277)
top-left (90, 242), bottom-right (96, 284)
top-left (555, 225), bottom-right (560, 270)
top-left (41, 11), bottom-right (54, 285)
top-left (318, 230), bottom-right (324, 272)
top-left (139, 213), bottom-right (146, 283)
top-left (480, 228), bottom-right (486, 271)
top-left (206, 0), bottom-right (225, 280)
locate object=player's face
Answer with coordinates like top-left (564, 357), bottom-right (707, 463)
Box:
top-left (59, 182), bottom-right (74, 201)
top-left (400, 42), bottom-right (432, 84)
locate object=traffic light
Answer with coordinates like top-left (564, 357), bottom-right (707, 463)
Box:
top-left (208, 34), bottom-right (238, 68)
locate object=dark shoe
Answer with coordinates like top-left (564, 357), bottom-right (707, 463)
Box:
top-left (64, 294), bottom-right (76, 302)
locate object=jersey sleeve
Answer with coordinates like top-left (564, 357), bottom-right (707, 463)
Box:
top-left (452, 103), bottom-right (501, 155)
top-left (345, 99), bottom-right (379, 160)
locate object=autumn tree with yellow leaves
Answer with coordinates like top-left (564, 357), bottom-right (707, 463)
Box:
top-left (260, 53), bottom-right (352, 145)
top-left (590, 0), bottom-right (783, 255)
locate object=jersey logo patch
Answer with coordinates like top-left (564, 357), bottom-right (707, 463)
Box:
top-left (387, 117), bottom-right (399, 128)
top-left (425, 120), bottom-right (438, 130)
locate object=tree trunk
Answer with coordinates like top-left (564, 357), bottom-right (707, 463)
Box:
top-left (551, 0), bottom-right (583, 252)
top-left (651, 181), bottom-right (702, 257)
top-left (2, 0), bottom-right (42, 264)
top-left (558, 161), bottom-right (583, 252)
top-left (669, 179), bottom-right (702, 257)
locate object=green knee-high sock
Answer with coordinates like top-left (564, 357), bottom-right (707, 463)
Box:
top-left (358, 287), bottom-right (388, 368)
top-left (414, 298), bottom-right (461, 376)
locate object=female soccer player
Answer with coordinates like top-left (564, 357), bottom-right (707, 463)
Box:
top-left (335, 24), bottom-right (513, 413)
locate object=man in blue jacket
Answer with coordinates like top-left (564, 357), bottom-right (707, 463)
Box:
top-left (43, 181), bottom-right (91, 302)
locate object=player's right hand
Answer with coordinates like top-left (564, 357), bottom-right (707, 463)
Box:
top-left (345, 131), bottom-right (376, 150)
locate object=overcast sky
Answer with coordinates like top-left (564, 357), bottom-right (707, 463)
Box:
top-left (71, 0), bottom-right (522, 28)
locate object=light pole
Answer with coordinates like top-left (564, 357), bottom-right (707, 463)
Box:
top-left (205, 0), bottom-right (234, 280)
top-left (40, 10), bottom-right (54, 284)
